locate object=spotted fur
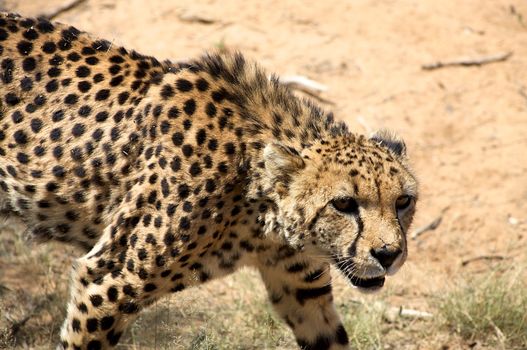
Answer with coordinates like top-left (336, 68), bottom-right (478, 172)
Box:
top-left (0, 13), bottom-right (418, 350)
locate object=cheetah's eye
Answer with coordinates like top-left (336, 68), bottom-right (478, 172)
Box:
top-left (395, 195), bottom-right (413, 211)
top-left (331, 197), bottom-right (359, 214)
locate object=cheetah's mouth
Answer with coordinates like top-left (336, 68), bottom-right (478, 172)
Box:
top-left (334, 257), bottom-right (385, 291)
top-left (348, 275), bottom-right (385, 290)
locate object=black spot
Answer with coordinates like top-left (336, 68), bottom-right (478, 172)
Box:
top-left (52, 145), bottom-right (63, 159)
top-left (156, 255), bottom-right (166, 267)
top-left (36, 19), bottom-right (54, 33)
top-left (295, 285), bottom-right (332, 305)
top-left (109, 64), bottom-right (121, 75)
top-left (0, 28), bottom-right (8, 41)
top-left (189, 162), bottom-right (201, 176)
top-left (118, 91), bottom-right (129, 104)
top-left (160, 120), bottom-right (170, 134)
top-left (176, 79), bottom-right (193, 92)
top-left (78, 105), bottom-right (92, 116)
top-left (110, 75), bottom-right (124, 86)
top-left (86, 56), bottom-right (99, 65)
top-left (224, 142), bottom-right (236, 155)
top-left (211, 88), bottom-right (228, 102)
top-left (5, 92), bottom-right (20, 106)
top-left (49, 54), bottom-right (64, 66)
top-left (47, 67), bottom-right (61, 77)
top-left (22, 57), bottom-right (36, 71)
top-left (123, 284), bottom-right (136, 297)
top-left (42, 41), bottom-right (56, 53)
top-left (45, 79), bottom-right (59, 92)
top-left (25, 184), bottom-right (36, 193)
top-left (170, 156), bottom-right (181, 171)
top-left (161, 84), bottom-right (174, 99)
top-left (182, 144), bottom-right (193, 157)
top-left (95, 89), bottom-right (110, 101)
top-left (106, 329), bottom-right (122, 346)
top-left (95, 111), bottom-right (109, 122)
top-left (72, 318), bottom-right (81, 332)
top-left (92, 128), bottom-right (103, 141)
top-left (172, 132), bottom-right (184, 146)
top-left (86, 318), bottom-right (98, 333)
top-left (168, 106), bottom-right (179, 119)
top-left (76, 65), bottom-right (90, 77)
top-left (52, 165), bottom-right (65, 177)
top-left (183, 99), bottom-right (196, 116)
top-left (87, 340), bottom-right (102, 350)
top-left (119, 301), bottom-right (139, 314)
top-left (17, 152), bottom-right (29, 164)
top-left (64, 93), bottom-right (78, 105)
top-left (196, 78), bottom-right (209, 91)
top-left (196, 129), bottom-right (207, 145)
top-left (205, 179), bottom-right (216, 193)
top-left (17, 40), bottom-right (33, 55)
top-left (52, 110), bottom-right (65, 122)
top-left (72, 123), bottom-right (86, 137)
top-left (178, 184), bottom-right (190, 199)
top-left (11, 111), bottom-right (23, 123)
top-left (166, 203), bottom-right (177, 216)
top-left (21, 77), bottom-right (34, 92)
top-left (67, 52), bottom-right (81, 62)
top-left (30, 118), bottom-right (43, 133)
top-left (335, 324), bottom-right (349, 345)
top-left (171, 283), bottom-right (185, 293)
top-left (100, 316), bottom-right (115, 330)
top-left (2, 58), bottom-right (14, 84)
top-left (205, 102), bottom-right (217, 117)
top-left (179, 216), bottom-right (191, 230)
top-left (89, 294), bottom-right (103, 307)
top-left (152, 105), bottom-right (163, 118)
top-left (13, 130), bottom-right (28, 144)
top-left (217, 162), bottom-right (228, 173)
top-left (110, 55), bottom-right (125, 63)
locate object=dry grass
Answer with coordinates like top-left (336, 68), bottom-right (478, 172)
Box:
top-left (2, 228), bottom-right (526, 350)
top-left (437, 266), bottom-right (527, 349)
top-left (0, 230), bottom-right (386, 349)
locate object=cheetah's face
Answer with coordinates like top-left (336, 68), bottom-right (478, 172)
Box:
top-left (263, 130), bottom-right (418, 291)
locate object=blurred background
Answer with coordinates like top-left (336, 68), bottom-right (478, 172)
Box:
top-left (1, 0), bottom-right (526, 349)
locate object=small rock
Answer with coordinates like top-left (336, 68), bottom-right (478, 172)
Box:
top-left (508, 216), bottom-right (519, 225)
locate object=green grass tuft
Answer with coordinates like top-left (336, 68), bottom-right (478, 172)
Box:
top-left (338, 300), bottom-right (383, 350)
top-left (438, 268), bottom-right (527, 349)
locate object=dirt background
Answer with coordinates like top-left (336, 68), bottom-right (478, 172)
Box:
top-left (1, 0), bottom-right (527, 349)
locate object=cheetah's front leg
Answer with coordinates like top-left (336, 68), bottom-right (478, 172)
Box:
top-left (58, 216), bottom-right (170, 349)
top-left (258, 261), bottom-right (350, 350)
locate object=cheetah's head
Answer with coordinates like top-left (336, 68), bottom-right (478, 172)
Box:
top-left (263, 130), bottom-right (418, 291)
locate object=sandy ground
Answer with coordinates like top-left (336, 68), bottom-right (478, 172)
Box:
top-left (1, 0), bottom-right (527, 349)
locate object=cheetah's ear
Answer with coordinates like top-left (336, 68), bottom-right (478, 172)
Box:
top-left (370, 129), bottom-right (406, 157)
top-left (263, 143), bottom-right (305, 181)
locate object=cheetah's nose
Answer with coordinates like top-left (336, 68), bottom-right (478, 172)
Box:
top-left (370, 246), bottom-right (402, 270)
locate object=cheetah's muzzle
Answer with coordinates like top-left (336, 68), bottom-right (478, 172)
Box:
top-left (335, 257), bottom-right (386, 291)
top-left (349, 276), bottom-right (385, 290)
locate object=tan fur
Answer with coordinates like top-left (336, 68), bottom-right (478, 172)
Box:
top-left (0, 13), bottom-right (417, 349)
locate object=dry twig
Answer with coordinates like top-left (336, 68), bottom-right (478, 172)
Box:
top-left (461, 255), bottom-right (507, 267)
top-left (383, 305), bottom-right (433, 323)
top-left (411, 216), bottom-right (442, 240)
top-left (178, 12), bottom-right (216, 25)
top-left (167, 59), bottom-right (333, 103)
top-left (39, 0), bottom-right (88, 20)
top-left (280, 75), bottom-right (334, 104)
top-left (422, 52), bottom-right (512, 70)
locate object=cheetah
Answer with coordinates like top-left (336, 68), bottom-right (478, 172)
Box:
top-left (0, 12), bottom-right (418, 350)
